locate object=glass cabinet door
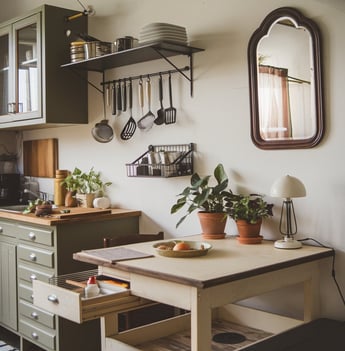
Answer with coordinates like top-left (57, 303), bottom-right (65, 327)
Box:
top-left (13, 13), bottom-right (41, 118)
top-left (0, 26), bottom-right (11, 117)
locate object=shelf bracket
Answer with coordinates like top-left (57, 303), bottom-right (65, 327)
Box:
top-left (151, 47), bottom-right (195, 97)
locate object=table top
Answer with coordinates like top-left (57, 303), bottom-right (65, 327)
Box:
top-left (74, 235), bottom-right (333, 288)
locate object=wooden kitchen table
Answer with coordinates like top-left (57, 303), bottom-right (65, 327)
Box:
top-left (73, 235), bottom-right (334, 351)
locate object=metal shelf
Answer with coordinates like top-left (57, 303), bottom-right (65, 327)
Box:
top-left (61, 41), bottom-right (204, 96)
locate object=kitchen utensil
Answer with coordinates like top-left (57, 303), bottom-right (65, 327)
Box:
top-left (154, 73), bottom-right (165, 125)
top-left (105, 84), bottom-right (111, 108)
top-left (120, 79), bottom-right (136, 140)
top-left (165, 73), bottom-right (176, 124)
top-left (122, 79), bottom-right (127, 112)
top-left (111, 83), bottom-right (117, 115)
top-left (92, 95), bottom-right (114, 143)
top-left (137, 77), bottom-right (155, 131)
top-left (117, 81), bottom-right (122, 113)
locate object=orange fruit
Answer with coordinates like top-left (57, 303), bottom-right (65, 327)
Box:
top-left (173, 242), bottom-right (191, 251)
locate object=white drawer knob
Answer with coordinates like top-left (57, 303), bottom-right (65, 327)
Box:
top-left (29, 253), bottom-right (37, 261)
top-left (31, 311), bottom-right (38, 319)
top-left (0, 226), bottom-right (3, 233)
top-left (30, 274), bottom-right (37, 281)
top-left (48, 294), bottom-right (59, 303)
top-left (28, 232), bottom-right (36, 240)
top-left (31, 332), bottom-right (39, 340)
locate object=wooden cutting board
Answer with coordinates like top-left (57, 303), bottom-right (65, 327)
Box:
top-left (52, 208), bottom-right (112, 219)
top-left (23, 138), bottom-right (58, 178)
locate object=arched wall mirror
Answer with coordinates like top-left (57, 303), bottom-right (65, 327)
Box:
top-left (248, 7), bottom-right (324, 149)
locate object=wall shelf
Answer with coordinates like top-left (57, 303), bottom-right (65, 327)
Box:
top-left (61, 41), bottom-right (204, 96)
top-left (126, 143), bottom-right (194, 178)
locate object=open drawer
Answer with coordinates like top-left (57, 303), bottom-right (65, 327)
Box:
top-left (33, 270), bottom-right (150, 324)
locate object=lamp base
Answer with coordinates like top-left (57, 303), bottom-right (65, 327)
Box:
top-left (274, 236), bottom-right (302, 249)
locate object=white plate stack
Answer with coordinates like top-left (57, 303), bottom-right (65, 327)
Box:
top-left (139, 23), bottom-right (188, 45)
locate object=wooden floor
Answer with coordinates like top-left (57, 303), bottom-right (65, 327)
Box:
top-left (138, 320), bottom-right (272, 351)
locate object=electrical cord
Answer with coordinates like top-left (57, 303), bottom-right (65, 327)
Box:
top-left (298, 237), bottom-right (345, 306)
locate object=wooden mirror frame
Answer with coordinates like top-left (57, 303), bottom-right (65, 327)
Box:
top-left (248, 7), bottom-right (324, 149)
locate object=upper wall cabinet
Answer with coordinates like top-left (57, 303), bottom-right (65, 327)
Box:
top-left (0, 5), bottom-right (88, 130)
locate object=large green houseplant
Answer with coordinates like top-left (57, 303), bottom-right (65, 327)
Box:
top-left (171, 163), bottom-right (231, 239)
top-left (225, 193), bottom-right (273, 244)
top-left (62, 167), bottom-right (111, 207)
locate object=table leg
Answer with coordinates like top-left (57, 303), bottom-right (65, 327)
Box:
top-left (190, 289), bottom-right (212, 351)
top-left (303, 262), bottom-right (321, 321)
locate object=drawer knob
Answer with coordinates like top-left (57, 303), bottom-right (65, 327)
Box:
top-left (29, 253), bottom-right (37, 261)
top-left (28, 232), bottom-right (36, 240)
top-left (31, 311), bottom-right (39, 319)
top-left (48, 294), bottom-right (59, 303)
top-left (31, 332), bottom-right (39, 340)
top-left (30, 274), bottom-right (37, 281)
top-left (31, 294), bottom-right (34, 300)
top-left (0, 226), bottom-right (3, 233)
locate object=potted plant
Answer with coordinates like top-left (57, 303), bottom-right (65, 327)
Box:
top-left (171, 163), bottom-right (231, 239)
top-left (225, 193), bottom-right (273, 244)
top-left (62, 167), bottom-right (111, 208)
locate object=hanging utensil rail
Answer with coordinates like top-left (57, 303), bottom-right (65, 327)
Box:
top-left (101, 66), bottom-right (190, 87)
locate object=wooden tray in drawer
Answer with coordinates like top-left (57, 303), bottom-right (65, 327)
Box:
top-left (33, 279), bottom-right (148, 324)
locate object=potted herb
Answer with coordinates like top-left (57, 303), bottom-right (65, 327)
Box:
top-left (225, 193), bottom-right (273, 244)
top-left (62, 167), bottom-right (111, 208)
top-left (171, 163), bottom-right (231, 239)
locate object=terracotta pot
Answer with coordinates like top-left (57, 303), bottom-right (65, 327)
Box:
top-left (65, 190), bottom-right (77, 207)
top-left (198, 212), bottom-right (227, 239)
top-left (236, 219), bottom-right (263, 244)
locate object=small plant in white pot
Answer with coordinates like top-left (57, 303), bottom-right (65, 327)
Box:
top-left (62, 167), bottom-right (111, 208)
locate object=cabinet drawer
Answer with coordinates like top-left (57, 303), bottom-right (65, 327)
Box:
top-left (19, 317), bottom-right (56, 350)
top-left (18, 263), bottom-right (54, 284)
top-left (19, 281), bottom-right (34, 303)
top-left (18, 244), bottom-right (54, 268)
top-left (18, 225), bottom-right (53, 246)
top-left (0, 220), bottom-right (16, 238)
top-left (19, 299), bottom-right (55, 329)
top-left (33, 278), bottom-right (149, 324)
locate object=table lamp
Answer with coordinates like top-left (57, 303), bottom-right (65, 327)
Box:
top-left (270, 175), bottom-right (306, 249)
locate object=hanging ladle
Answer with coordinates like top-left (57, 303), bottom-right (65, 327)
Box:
top-left (92, 87), bottom-right (114, 143)
top-left (137, 76), bottom-right (155, 131)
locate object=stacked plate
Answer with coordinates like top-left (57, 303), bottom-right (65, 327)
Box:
top-left (139, 23), bottom-right (188, 45)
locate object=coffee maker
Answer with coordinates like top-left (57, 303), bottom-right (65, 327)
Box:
top-left (0, 173), bottom-right (21, 205)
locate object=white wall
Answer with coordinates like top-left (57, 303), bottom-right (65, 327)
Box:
top-left (2, 0), bottom-right (345, 321)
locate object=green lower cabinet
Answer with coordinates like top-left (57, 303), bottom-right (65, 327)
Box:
top-left (0, 240), bottom-right (17, 331)
top-left (0, 212), bottom-right (140, 351)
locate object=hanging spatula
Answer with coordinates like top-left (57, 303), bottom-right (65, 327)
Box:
top-left (154, 73), bottom-right (165, 125)
top-left (165, 73), bottom-right (176, 124)
top-left (120, 79), bottom-right (136, 140)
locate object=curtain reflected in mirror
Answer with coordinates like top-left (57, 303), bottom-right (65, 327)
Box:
top-left (248, 7), bottom-right (324, 149)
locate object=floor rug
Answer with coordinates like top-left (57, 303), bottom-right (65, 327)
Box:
top-left (0, 340), bottom-right (19, 351)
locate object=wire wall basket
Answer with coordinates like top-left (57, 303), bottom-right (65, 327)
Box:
top-left (126, 143), bottom-right (194, 178)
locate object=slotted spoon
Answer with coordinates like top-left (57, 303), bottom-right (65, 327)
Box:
top-left (165, 73), bottom-right (176, 124)
top-left (120, 79), bottom-right (136, 140)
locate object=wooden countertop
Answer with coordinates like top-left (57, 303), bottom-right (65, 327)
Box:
top-left (0, 207), bottom-right (141, 226)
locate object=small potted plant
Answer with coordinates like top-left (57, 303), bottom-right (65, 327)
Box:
top-left (171, 163), bottom-right (231, 239)
top-left (62, 167), bottom-right (111, 208)
top-left (225, 193), bottom-right (273, 244)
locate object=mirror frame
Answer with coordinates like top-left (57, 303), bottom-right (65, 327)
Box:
top-left (248, 7), bottom-right (324, 149)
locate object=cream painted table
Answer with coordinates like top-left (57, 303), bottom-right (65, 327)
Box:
top-left (73, 235), bottom-right (333, 351)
